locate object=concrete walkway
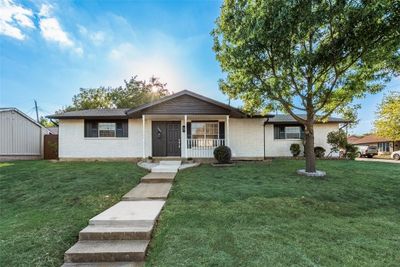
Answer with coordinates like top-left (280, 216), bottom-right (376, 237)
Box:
top-left (62, 161), bottom-right (182, 267)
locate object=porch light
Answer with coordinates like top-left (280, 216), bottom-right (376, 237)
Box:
top-left (182, 125), bottom-right (185, 133)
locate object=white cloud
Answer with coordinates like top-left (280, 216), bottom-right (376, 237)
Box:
top-left (38, 3), bottom-right (51, 17)
top-left (38, 4), bottom-right (82, 55)
top-left (89, 31), bottom-right (105, 45)
top-left (0, 0), bottom-right (34, 40)
top-left (78, 25), bottom-right (105, 45)
top-left (39, 17), bottom-right (74, 47)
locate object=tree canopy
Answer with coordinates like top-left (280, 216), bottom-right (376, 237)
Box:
top-left (60, 76), bottom-right (170, 112)
top-left (212, 0), bottom-right (400, 172)
top-left (374, 91), bottom-right (400, 141)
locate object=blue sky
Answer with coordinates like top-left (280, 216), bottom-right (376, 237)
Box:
top-left (1, 0), bottom-right (399, 134)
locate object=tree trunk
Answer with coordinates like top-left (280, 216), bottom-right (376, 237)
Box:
top-left (304, 123), bottom-right (316, 173)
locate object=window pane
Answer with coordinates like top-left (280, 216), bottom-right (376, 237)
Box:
top-left (99, 122), bottom-right (116, 137)
top-left (285, 126), bottom-right (300, 139)
top-left (191, 122), bottom-right (218, 139)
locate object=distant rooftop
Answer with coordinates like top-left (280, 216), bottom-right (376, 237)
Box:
top-left (348, 134), bottom-right (394, 145)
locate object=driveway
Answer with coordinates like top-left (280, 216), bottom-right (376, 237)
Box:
top-left (355, 158), bottom-right (400, 164)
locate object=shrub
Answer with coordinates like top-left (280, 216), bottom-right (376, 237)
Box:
top-left (314, 146), bottom-right (326, 158)
top-left (213, 145), bottom-right (232, 164)
top-left (290, 144), bottom-right (301, 157)
top-left (344, 143), bottom-right (358, 160)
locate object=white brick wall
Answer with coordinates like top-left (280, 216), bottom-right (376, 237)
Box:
top-left (264, 123), bottom-right (339, 157)
top-left (229, 118), bottom-right (265, 158)
top-left (59, 118), bottom-right (340, 159)
top-left (59, 119), bottom-right (151, 159)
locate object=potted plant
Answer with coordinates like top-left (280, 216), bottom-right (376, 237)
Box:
top-left (186, 157), bottom-right (194, 164)
top-left (146, 156), bottom-right (153, 163)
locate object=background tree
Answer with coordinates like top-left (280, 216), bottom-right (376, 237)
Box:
top-left (58, 76), bottom-right (170, 113)
top-left (212, 0), bottom-right (400, 173)
top-left (39, 116), bottom-right (56, 128)
top-left (111, 76), bottom-right (169, 108)
top-left (374, 91), bottom-right (400, 141)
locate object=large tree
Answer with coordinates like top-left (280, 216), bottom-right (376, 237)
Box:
top-left (60, 76), bottom-right (170, 112)
top-left (212, 0), bottom-right (400, 172)
top-left (374, 91), bottom-right (400, 141)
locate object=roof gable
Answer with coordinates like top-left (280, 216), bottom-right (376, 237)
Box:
top-left (126, 90), bottom-right (246, 118)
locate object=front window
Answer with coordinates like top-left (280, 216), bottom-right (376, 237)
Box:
top-left (285, 126), bottom-right (301, 139)
top-left (192, 122), bottom-right (219, 140)
top-left (98, 122), bottom-right (116, 137)
top-left (190, 122), bottom-right (220, 148)
top-left (378, 142), bottom-right (390, 152)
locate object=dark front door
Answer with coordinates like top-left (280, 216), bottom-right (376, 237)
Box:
top-left (152, 121), bottom-right (181, 157)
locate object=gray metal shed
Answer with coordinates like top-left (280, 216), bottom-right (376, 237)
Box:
top-left (0, 108), bottom-right (50, 161)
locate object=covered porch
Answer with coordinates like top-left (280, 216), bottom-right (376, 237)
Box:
top-left (140, 114), bottom-right (230, 158)
top-left (125, 90), bottom-right (247, 159)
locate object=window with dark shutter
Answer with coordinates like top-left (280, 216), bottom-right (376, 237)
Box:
top-left (84, 120), bottom-right (128, 138)
top-left (274, 125), bottom-right (304, 140)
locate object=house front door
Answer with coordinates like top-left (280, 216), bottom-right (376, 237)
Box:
top-left (152, 121), bottom-right (181, 157)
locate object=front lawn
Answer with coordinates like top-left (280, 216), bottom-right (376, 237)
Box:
top-left (147, 160), bottom-right (400, 266)
top-left (0, 160), bottom-right (146, 266)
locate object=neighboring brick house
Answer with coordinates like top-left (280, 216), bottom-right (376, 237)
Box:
top-left (48, 90), bottom-right (346, 160)
top-left (348, 134), bottom-right (400, 154)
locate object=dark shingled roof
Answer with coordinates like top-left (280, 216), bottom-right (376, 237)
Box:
top-left (47, 108), bottom-right (129, 119)
top-left (266, 114), bottom-right (348, 123)
top-left (47, 91), bottom-right (346, 123)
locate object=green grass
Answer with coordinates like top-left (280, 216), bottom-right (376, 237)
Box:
top-left (147, 160), bottom-right (400, 267)
top-left (0, 160), bottom-right (146, 266)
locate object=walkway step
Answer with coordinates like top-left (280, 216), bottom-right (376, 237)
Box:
top-left (141, 172), bottom-right (175, 183)
top-left (151, 166), bottom-right (179, 173)
top-left (79, 225), bottom-right (153, 240)
top-left (64, 240), bottom-right (148, 262)
top-left (122, 183), bottom-right (172, 200)
top-left (89, 201), bottom-right (165, 227)
top-left (159, 160), bottom-right (181, 165)
top-left (62, 261), bottom-right (144, 267)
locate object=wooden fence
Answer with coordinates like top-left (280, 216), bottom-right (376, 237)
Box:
top-left (44, 134), bottom-right (58, 160)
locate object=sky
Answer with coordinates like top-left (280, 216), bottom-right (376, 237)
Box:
top-left (0, 0), bottom-right (399, 135)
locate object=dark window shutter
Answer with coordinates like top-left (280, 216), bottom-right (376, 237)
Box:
top-left (219, 121), bottom-right (225, 140)
top-left (85, 121), bottom-right (98, 137)
top-left (300, 126), bottom-right (305, 139)
top-left (186, 122), bottom-right (191, 139)
top-left (187, 122), bottom-right (191, 148)
top-left (274, 126), bottom-right (279, 139)
top-left (122, 121), bottom-right (128, 137)
top-left (116, 122), bottom-right (123, 137)
top-left (116, 121), bottom-right (128, 137)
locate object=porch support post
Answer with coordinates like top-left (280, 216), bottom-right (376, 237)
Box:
top-left (226, 115), bottom-right (230, 146)
top-left (142, 115), bottom-right (146, 159)
top-left (184, 115), bottom-right (188, 158)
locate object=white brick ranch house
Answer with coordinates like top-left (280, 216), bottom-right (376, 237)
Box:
top-left (48, 90), bottom-right (346, 160)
